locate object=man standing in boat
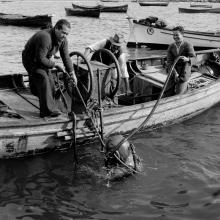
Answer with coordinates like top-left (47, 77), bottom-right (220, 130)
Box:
top-left (166, 26), bottom-right (196, 94)
top-left (84, 33), bottom-right (132, 95)
top-left (22, 19), bottom-right (77, 118)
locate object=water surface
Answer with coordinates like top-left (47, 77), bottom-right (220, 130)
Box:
top-left (0, 1), bottom-right (220, 219)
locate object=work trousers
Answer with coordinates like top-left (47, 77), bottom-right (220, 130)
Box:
top-left (22, 53), bottom-right (58, 117)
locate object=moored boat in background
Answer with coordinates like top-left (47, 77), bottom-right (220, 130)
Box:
top-left (190, 3), bottom-right (212, 8)
top-left (72, 2), bottom-right (128, 13)
top-left (0, 13), bottom-right (52, 27)
top-left (179, 7), bottom-right (220, 13)
top-left (139, 1), bottom-right (169, 6)
top-left (65, 7), bottom-right (100, 18)
top-left (127, 17), bottom-right (220, 50)
top-left (0, 48), bottom-right (220, 158)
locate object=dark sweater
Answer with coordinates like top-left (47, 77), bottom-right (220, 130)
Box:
top-left (23, 28), bottom-right (73, 73)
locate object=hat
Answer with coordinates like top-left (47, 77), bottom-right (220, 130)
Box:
top-left (109, 33), bottom-right (125, 46)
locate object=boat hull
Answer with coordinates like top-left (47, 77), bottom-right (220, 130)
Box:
top-left (127, 19), bottom-right (220, 49)
top-left (179, 7), bottom-right (220, 13)
top-left (139, 2), bottom-right (169, 6)
top-left (72, 3), bottom-right (128, 13)
top-left (0, 13), bottom-right (52, 27)
top-left (65, 8), bottom-right (100, 18)
top-left (1, 78), bottom-right (220, 158)
top-left (1, 49), bottom-right (220, 159)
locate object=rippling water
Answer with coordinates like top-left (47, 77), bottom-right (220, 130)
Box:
top-left (0, 0), bottom-right (220, 219)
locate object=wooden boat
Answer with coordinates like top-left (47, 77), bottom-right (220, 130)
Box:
top-left (179, 7), bottom-right (220, 13)
top-left (139, 1), bottom-right (169, 6)
top-left (190, 3), bottom-right (212, 8)
top-left (0, 13), bottom-right (52, 28)
top-left (72, 3), bottom-right (128, 13)
top-left (65, 7), bottom-right (100, 18)
top-left (0, 48), bottom-right (220, 158)
top-left (100, 0), bottom-right (119, 2)
top-left (127, 17), bottom-right (220, 50)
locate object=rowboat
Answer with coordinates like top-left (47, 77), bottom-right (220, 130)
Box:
top-left (179, 7), bottom-right (220, 13)
top-left (0, 13), bottom-right (52, 28)
top-left (0, 48), bottom-right (220, 158)
top-left (72, 3), bottom-right (128, 13)
top-left (127, 17), bottom-right (220, 50)
top-left (190, 3), bottom-right (212, 8)
top-left (139, 1), bottom-right (169, 6)
top-left (65, 7), bottom-right (100, 18)
top-left (100, 0), bottom-right (119, 2)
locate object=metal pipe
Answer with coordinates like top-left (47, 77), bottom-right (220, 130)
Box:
top-left (97, 69), bottom-right (105, 151)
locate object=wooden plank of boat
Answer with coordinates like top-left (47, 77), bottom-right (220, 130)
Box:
top-left (0, 49), bottom-right (220, 158)
top-left (139, 2), bottom-right (169, 6)
top-left (65, 7), bottom-right (100, 18)
top-left (179, 7), bottom-right (220, 13)
top-left (100, 4), bottom-right (128, 12)
top-left (190, 3), bottom-right (212, 8)
top-left (72, 3), bottom-right (101, 10)
top-left (0, 13), bottom-right (52, 27)
top-left (100, 0), bottom-right (120, 2)
top-left (72, 3), bottom-right (128, 13)
top-left (127, 17), bottom-right (220, 49)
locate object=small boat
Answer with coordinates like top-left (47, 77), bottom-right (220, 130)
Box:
top-left (100, 0), bottom-right (119, 2)
top-left (190, 3), bottom-right (212, 8)
top-left (72, 3), bottom-right (128, 13)
top-left (139, 1), bottom-right (169, 6)
top-left (0, 48), bottom-right (220, 158)
top-left (127, 17), bottom-right (220, 50)
top-left (65, 7), bottom-right (100, 18)
top-left (179, 7), bottom-right (220, 13)
top-left (0, 13), bottom-right (52, 28)
top-left (100, 4), bottom-right (128, 12)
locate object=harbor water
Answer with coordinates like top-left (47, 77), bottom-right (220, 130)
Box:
top-left (0, 0), bottom-right (220, 219)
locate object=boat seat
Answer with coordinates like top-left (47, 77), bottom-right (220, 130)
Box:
top-left (134, 65), bottom-right (203, 90)
top-left (137, 65), bottom-right (167, 89)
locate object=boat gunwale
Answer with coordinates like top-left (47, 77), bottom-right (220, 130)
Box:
top-left (133, 20), bottom-right (220, 37)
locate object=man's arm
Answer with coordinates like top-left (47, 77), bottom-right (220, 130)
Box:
top-left (84, 39), bottom-right (107, 60)
top-left (59, 40), bottom-right (77, 84)
top-left (35, 33), bottom-right (55, 68)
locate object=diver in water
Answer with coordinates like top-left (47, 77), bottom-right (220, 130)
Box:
top-left (104, 134), bottom-right (142, 181)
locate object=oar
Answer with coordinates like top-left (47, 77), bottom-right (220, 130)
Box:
top-left (111, 56), bottom-right (181, 152)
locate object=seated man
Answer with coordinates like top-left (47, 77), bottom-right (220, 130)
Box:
top-left (105, 134), bottom-right (142, 181)
top-left (166, 26), bottom-right (196, 95)
top-left (22, 19), bottom-right (77, 118)
top-left (84, 33), bottom-right (132, 96)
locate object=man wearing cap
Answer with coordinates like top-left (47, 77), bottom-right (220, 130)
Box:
top-left (84, 33), bottom-right (132, 96)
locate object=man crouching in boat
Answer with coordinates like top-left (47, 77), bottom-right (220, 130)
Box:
top-left (166, 26), bottom-right (196, 95)
top-left (104, 135), bottom-right (142, 181)
top-left (84, 33), bottom-right (132, 96)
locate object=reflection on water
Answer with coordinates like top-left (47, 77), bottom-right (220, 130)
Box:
top-left (1, 0), bottom-right (220, 219)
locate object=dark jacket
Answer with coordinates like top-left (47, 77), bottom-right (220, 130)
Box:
top-left (22, 28), bottom-right (73, 73)
top-left (167, 41), bottom-right (195, 82)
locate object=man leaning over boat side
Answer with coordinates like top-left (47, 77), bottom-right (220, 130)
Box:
top-left (166, 26), bottom-right (196, 95)
top-left (84, 33), bottom-right (132, 95)
top-left (22, 19), bottom-right (77, 118)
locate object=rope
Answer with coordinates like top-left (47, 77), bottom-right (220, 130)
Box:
top-left (65, 72), bottom-right (106, 148)
top-left (112, 56), bottom-right (181, 152)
